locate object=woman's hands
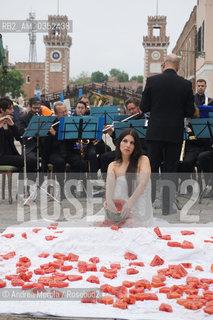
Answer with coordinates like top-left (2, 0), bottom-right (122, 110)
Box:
top-left (0, 115), bottom-right (14, 128)
top-left (121, 198), bottom-right (133, 219)
top-left (49, 126), bottom-right (56, 136)
top-left (106, 199), bottom-right (116, 213)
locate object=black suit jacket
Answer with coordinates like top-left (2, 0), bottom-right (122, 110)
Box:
top-left (48, 121), bottom-right (67, 159)
top-left (0, 125), bottom-right (21, 157)
top-left (140, 69), bottom-right (195, 143)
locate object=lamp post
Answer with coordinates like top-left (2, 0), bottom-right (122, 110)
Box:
top-left (0, 34), bottom-right (8, 96)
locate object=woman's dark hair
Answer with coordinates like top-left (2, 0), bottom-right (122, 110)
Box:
top-left (76, 100), bottom-right (87, 109)
top-left (115, 128), bottom-right (142, 196)
top-left (0, 98), bottom-right (13, 113)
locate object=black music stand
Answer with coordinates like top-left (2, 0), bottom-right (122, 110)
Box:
top-left (58, 116), bottom-right (104, 196)
top-left (22, 115), bottom-right (59, 205)
top-left (190, 118), bottom-right (213, 203)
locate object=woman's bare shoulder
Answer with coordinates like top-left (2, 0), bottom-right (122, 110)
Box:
top-left (108, 161), bottom-right (119, 172)
top-left (138, 154), bottom-right (150, 164)
top-left (137, 155), bottom-right (151, 172)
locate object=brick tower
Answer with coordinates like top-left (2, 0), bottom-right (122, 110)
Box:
top-left (43, 15), bottom-right (72, 94)
top-left (143, 16), bottom-right (170, 84)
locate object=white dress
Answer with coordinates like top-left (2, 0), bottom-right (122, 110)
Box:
top-left (112, 175), bottom-right (153, 227)
top-left (93, 174), bottom-right (153, 228)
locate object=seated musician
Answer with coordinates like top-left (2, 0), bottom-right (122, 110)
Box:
top-left (79, 94), bottom-right (90, 115)
top-left (100, 98), bottom-right (148, 179)
top-left (0, 97), bottom-right (35, 176)
top-left (48, 102), bottom-right (87, 200)
top-left (18, 97), bottom-right (50, 182)
top-left (74, 101), bottom-right (99, 179)
top-left (194, 79), bottom-right (213, 118)
top-left (79, 96), bottom-right (111, 156)
top-left (178, 119), bottom-right (211, 184)
top-left (177, 80), bottom-right (212, 190)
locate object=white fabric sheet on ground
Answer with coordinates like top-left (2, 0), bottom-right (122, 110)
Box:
top-left (0, 220), bottom-right (212, 319)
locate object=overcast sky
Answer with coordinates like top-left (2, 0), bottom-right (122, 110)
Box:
top-left (1, 0), bottom-right (197, 79)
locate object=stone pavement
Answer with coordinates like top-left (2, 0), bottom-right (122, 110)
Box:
top-left (0, 172), bottom-right (213, 232)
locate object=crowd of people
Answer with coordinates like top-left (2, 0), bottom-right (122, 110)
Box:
top-left (1, 53), bottom-right (213, 221)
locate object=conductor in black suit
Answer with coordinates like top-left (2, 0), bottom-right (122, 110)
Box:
top-left (140, 54), bottom-right (195, 215)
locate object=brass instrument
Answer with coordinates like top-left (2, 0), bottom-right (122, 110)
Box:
top-left (92, 91), bottom-right (110, 107)
top-left (91, 91), bottom-right (110, 145)
top-left (92, 139), bottom-right (100, 146)
top-left (78, 139), bottom-right (90, 158)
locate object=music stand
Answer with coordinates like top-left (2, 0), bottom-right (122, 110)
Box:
top-left (90, 106), bottom-right (118, 125)
top-left (190, 118), bottom-right (213, 140)
top-left (114, 119), bottom-right (147, 139)
top-left (58, 116), bottom-right (104, 140)
top-left (22, 115), bottom-right (60, 205)
top-left (197, 105), bottom-right (213, 118)
top-left (58, 116), bottom-right (104, 196)
top-left (190, 118), bottom-right (213, 203)
top-left (113, 115), bottom-right (129, 121)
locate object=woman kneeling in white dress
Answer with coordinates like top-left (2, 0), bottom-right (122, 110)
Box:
top-left (105, 128), bottom-right (153, 227)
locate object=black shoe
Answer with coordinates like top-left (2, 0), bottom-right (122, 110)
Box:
top-left (162, 207), bottom-right (177, 215)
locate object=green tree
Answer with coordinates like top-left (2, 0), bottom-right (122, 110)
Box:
top-left (71, 71), bottom-right (91, 85)
top-left (0, 68), bottom-right (24, 98)
top-left (91, 71), bottom-right (108, 83)
top-left (117, 71), bottom-right (129, 82)
top-left (109, 68), bottom-right (121, 77)
top-left (130, 75), bottom-right (143, 83)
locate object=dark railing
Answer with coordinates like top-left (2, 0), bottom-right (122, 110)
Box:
top-left (44, 82), bottom-right (142, 103)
